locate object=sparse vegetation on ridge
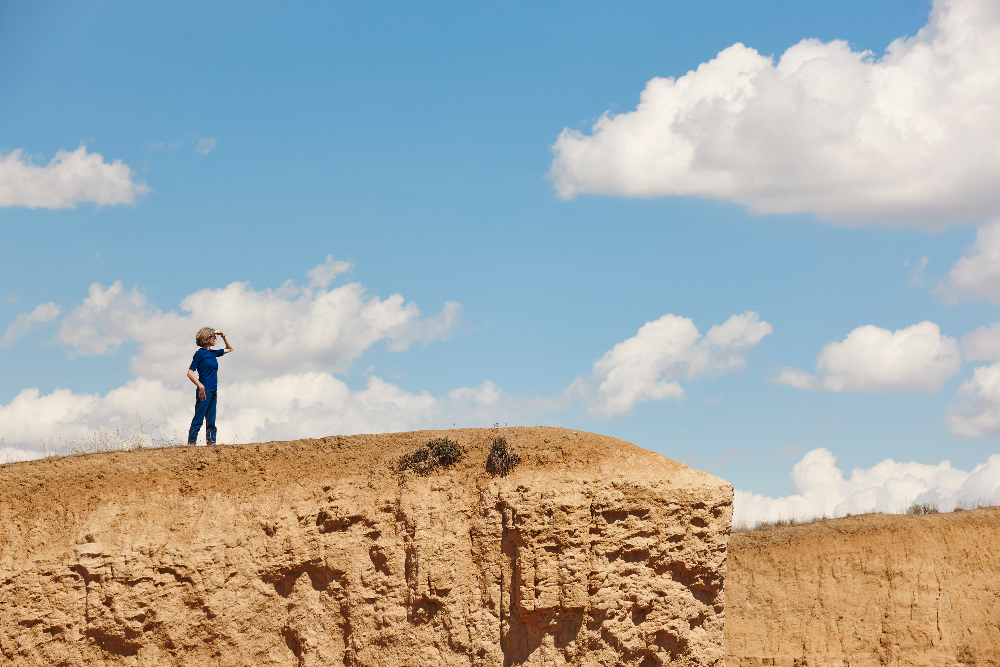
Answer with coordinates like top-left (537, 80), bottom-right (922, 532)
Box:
top-left (906, 501), bottom-right (940, 515)
top-left (485, 435), bottom-right (520, 477)
top-left (734, 499), bottom-right (1000, 533)
top-left (57, 418), bottom-right (185, 455)
top-left (0, 415), bottom-right (255, 466)
top-left (732, 515), bottom-right (832, 533)
top-left (395, 437), bottom-right (464, 475)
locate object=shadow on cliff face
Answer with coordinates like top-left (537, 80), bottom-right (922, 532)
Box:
top-left (502, 606), bottom-right (584, 667)
top-left (264, 564), bottom-right (346, 599)
top-left (499, 506), bottom-right (585, 667)
top-left (261, 564), bottom-right (352, 665)
top-left (85, 627), bottom-right (142, 659)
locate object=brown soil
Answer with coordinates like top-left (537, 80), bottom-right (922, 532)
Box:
top-left (727, 508), bottom-right (1000, 666)
top-left (0, 427), bottom-right (732, 666)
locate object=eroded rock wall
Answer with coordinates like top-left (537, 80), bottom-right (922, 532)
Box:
top-left (725, 509), bottom-right (1000, 667)
top-left (0, 427), bottom-right (732, 667)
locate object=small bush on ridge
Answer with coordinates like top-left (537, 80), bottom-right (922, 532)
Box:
top-left (486, 436), bottom-right (520, 477)
top-left (906, 501), bottom-right (940, 515)
top-left (397, 438), bottom-right (464, 476)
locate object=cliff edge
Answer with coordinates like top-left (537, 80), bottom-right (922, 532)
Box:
top-left (0, 427), bottom-right (733, 667)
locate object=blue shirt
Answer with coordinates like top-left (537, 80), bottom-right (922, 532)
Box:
top-left (189, 348), bottom-right (225, 391)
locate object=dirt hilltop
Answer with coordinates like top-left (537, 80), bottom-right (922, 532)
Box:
top-left (0, 427), bottom-right (733, 667)
top-left (726, 508), bottom-right (1000, 666)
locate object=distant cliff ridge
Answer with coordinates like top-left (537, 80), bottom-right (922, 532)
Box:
top-left (726, 508), bottom-right (1000, 667)
top-left (0, 427), bottom-right (733, 667)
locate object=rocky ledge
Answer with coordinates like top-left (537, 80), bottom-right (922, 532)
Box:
top-left (0, 427), bottom-right (732, 666)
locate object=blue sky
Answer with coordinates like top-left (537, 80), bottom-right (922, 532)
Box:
top-left (3, 0), bottom-right (999, 520)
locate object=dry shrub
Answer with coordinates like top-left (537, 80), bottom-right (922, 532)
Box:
top-left (396, 438), bottom-right (464, 476)
top-left (486, 436), bottom-right (520, 477)
top-left (906, 501), bottom-right (940, 515)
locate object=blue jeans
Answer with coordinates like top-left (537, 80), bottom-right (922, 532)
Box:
top-left (188, 390), bottom-right (218, 445)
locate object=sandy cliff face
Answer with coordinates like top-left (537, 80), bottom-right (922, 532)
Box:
top-left (726, 509), bottom-right (1000, 667)
top-left (0, 427), bottom-right (732, 667)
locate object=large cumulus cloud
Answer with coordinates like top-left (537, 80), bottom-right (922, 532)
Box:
top-left (776, 321), bottom-right (961, 393)
top-left (550, 0), bottom-right (1000, 228)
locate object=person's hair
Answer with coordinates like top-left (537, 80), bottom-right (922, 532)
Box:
top-left (196, 327), bottom-right (217, 347)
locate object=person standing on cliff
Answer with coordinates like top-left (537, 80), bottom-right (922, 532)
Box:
top-left (186, 327), bottom-right (234, 445)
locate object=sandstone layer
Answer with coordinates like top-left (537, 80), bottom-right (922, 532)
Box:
top-left (726, 508), bottom-right (1000, 667)
top-left (0, 427), bottom-right (732, 666)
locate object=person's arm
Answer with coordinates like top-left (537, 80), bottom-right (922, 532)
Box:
top-left (217, 330), bottom-right (234, 354)
top-left (187, 367), bottom-right (206, 401)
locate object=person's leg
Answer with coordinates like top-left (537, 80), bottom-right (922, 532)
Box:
top-left (188, 391), bottom-right (210, 444)
top-left (205, 391), bottom-right (218, 445)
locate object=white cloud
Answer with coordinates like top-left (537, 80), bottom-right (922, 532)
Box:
top-left (0, 375), bottom-right (506, 456)
top-left (0, 258), bottom-right (481, 452)
top-left (195, 138), bottom-right (218, 155)
top-left (56, 282), bottom-right (153, 355)
top-left (387, 300), bottom-right (461, 352)
top-left (307, 255), bottom-right (353, 288)
top-left (949, 362), bottom-right (1000, 438)
top-left (213, 375), bottom-right (502, 443)
top-left (776, 321), bottom-right (960, 393)
top-left (590, 311), bottom-right (772, 417)
top-left (773, 367), bottom-right (819, 390)
top-left (734, 447), bottom-right (1000, 525)
top-left (961, 322), bottom-right (1000, 361)
top-left (945, 219), bottom-right (1000, 302)
top-left (55, 270), bottom-right (460, 382)
top-left (0, 144), bottom-right (149, 208)
top-left (0, 380), bottom-right (176, 446)
top-left (1, 302), bottom-right (60, 346)
top-left (549, 0), bottom-right (1000, 228)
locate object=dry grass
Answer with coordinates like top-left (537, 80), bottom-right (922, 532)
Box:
top-left (952, 498), bottom-right (999, 512)
top-left (733, 514), bottom-right (833, 533)
top-left (1, 415), bottom-right (255, 466)
top-left (735, 498), bottom-right (1000, 533)
top-left (906, 501), bottom-right (940, 515)
top-left (57, 418), bottom-right (185, 456)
